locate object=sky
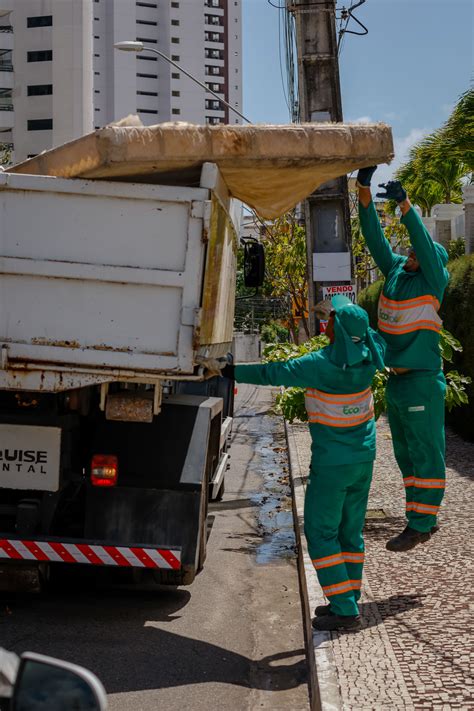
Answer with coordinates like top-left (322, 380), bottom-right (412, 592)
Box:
top-left (242, 0), bottom-right (473, 185)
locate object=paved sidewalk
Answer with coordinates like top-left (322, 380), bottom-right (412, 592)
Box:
top-left (287, 416), bottom-right (474, 710)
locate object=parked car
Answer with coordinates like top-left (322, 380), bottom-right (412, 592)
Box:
top-left (0, 649), bottom-right (106, 710)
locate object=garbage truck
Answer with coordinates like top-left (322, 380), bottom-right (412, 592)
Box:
top-left (0, 121), bottom-right (393, 586)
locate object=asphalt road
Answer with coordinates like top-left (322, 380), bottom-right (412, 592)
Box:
top-left (0, 384), bottom-right (309, 710)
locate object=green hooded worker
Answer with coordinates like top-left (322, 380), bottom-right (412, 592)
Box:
top-left (221, 297), bottom-right (386, 632)
top-left (357, 167), bottom-right (449, 552)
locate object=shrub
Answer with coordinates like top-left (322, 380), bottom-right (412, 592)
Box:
top-left (440, 255), bottom-right (474, 439)
top-left (357, 279), bottom-right (383, 329)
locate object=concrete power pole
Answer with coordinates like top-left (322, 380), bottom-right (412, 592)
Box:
top-left (291, 0), bottom-right (353, 335)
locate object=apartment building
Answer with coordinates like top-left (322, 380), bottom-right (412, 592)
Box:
top-left (0, 0), bottom-right (242, 162)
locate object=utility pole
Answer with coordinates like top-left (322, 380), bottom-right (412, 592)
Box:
top-left (290, 0), bottom-right (352, 335)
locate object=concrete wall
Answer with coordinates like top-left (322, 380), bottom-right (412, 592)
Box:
top-left (232, 333), bottom-right (261, 362)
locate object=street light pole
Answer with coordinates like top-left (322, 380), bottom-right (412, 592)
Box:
top-left (114, 41), bottom-right (251, 124)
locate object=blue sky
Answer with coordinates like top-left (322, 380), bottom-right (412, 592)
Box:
top-left (243, 0), bottom-right (473, 184)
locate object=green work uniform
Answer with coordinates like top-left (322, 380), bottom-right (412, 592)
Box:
top-left (359, 201), bottom-right (449, 532)
top-left (235, 321), bottom-right (385, 617)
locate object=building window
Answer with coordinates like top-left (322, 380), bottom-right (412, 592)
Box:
top-left (137, 55), bottom-right (157, 61)
top-left (171, 19), bottom-right (179, 26)
top-left (137, 90), bottom-right (158, 96)
top-left (172, 90), bottom-right (180, 97)
top-left (171, 37), bottom-right (180, 44)
top-left (137, 19), bottom-right (157, 25)
top-left (27, 84), bottom-right (53, 96)
top-left (171, 1), bottom-right (179, 6)
top-left (205, 48), bottom-right (222, 59)
top-left (94, 53), bottom-right (100, 57)
top-left (0, 87), bottom-right (12, 111)
top-left (138, 109), bottom-right (158, 114)
top-left (205, 99), bottom-right (221, 111)
top-left (205, 65), bottom-right (221, 76)
top-left (136, 37), bottom-right (157, 44)
top-left (0, 50), bottom-right (13, 71)
top-left (172, 108), bottom-right (180, 115)
top-left (94, 35), bottom-right (100, 39)
top-left (27, 16), bottom-right (53, 28)
top-left (27, 50), bottom-right (52, 63)
top-left (136, 1), bottom-right (157, 6)
top-left (205, 15), bottom-right (221, 26)
top-left (172, 72), bottom-right (180, 79)
top-left (206, 116), bottom-right (221, 125)
top-left (94, 71), bottom-right (100, 75)
top-left (27, 118), bottom-right (53, 131)
top-left (206, 82), bottom-right (221, 92)
top-left (205, 0), bottom-right (220, 6)
top-left (94, 89), bottom-right (100, 94)
top-left (137, 72), bottom-right (158, 78)
top-left (171, 55), bottom-right (180, 61)
top-left (205, 32), bottom-right (221, 42)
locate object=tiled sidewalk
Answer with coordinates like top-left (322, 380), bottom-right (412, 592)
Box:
top-left (287, 416), bottom-right (474, 711)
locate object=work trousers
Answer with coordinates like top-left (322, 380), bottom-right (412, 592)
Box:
top-left (386, 370), bottom-right (446, 533)
top-left (304, 462), bottom-right (373, 617)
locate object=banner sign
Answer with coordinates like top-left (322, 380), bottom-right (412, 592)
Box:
top-left (321, 284), bottom-right (356, 304)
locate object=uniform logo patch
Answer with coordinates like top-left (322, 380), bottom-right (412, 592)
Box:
top-left (408, 405), bottom-right (425, 412)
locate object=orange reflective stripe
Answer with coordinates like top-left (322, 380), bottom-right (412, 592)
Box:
top-left (378, 292), bottom-right (442, 336)
top-left (322, 579), bottom-right (361, 596)
top-left (406, 501), bottom-right (440, 514)
top-left (312, 553), bottom-right (344, 570)
top-left (305, 387), bottom-right (374, 428)
top-left (341, 551), bottom-right (364, 562)
top-left (379, 320), bottom-right (442, 335)
top-left (306, 387), bottom-right (371, 404)
top-left (307, 409), bottom-right (374, 428)
top-left (404, 477), bottom-right (445, 489)
top-left (380, 293), bottom-right (440, 310)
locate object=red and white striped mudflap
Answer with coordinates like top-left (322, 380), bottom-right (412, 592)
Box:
top-left (0, 539), bottom-right (181, 570)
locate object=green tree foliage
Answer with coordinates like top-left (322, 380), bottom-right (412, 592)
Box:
top-left (394, 89), bottom-right (472, 212)
top-left (260, 321), bottom-right (290, 344)
top-left (447, 237), bottom-right (466, 262)
top-left (441, 88), bottom-right (474, 175)
top-left (259, 211), bottom-right (309, 343)
top-left (440, 254), bottom-right (474, 438)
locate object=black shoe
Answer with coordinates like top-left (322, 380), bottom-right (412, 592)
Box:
top-left (312, 614), bottom-right (361, 632)
top-left (314, 604), bottom-right (333, 617)
top-left (386, 525), bottom-right (431, 552)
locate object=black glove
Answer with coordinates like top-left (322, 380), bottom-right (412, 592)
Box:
top-left (221, 363), bottom-right (235, 380)
top-left (356, 165), bottom-right (377, 187)
top-left (376, 180), bottom-right (407, 203)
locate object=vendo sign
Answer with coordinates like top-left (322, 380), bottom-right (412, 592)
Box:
top-left (322, 284), bottom-right (356, 304)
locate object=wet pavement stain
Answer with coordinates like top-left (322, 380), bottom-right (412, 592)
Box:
top-left (249, 415), bottom-right (297, 565)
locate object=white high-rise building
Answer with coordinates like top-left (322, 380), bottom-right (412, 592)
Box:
top-left (0, 0), bottom-right (243, 163)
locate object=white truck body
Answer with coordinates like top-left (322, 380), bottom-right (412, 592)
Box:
top-left (0, 166), bottom-right (239, 392)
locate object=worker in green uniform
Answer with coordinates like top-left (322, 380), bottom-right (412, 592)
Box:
top-left (356, 166), bottom-right (449, 552)
top-left (221, 296), bottom-right (385, 632)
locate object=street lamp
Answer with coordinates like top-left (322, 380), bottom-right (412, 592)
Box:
top-left (114, 40), bottom-right (250, 124)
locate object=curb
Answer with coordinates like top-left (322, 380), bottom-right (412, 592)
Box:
top-left (285, 420), bottom-right (343, 711)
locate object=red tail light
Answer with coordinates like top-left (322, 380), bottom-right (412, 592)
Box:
top-left (91, 454), bottom-right (118, 487)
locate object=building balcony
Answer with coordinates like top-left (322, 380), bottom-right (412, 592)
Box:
top-left (0, 107), bottom-right (14, 129)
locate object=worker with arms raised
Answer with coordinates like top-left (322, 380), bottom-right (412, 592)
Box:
top-left (357, 166), bottom-right (449, 552)
top-left (221, 297), bottom-right (385, 632)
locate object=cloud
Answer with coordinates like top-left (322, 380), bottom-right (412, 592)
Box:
top-left (349, 115), bottom-right (373, 124)
top-left (374, 127), bottom-right (432, 186)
